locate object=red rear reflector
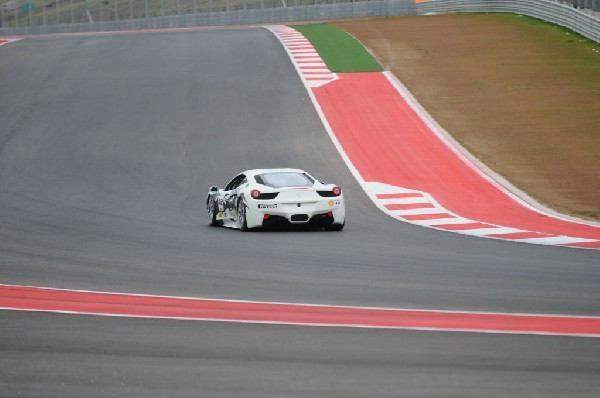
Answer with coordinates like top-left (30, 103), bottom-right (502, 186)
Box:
top-left (328, 212), bottom-right (333, 217)
top-left (263, 214), bottom-right (270, 220)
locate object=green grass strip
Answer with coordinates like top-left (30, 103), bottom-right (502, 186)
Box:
top-left (293, 23), bottom-right (383, 73)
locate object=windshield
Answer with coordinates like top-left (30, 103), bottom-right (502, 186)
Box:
top-left (255, 172), bottom-right (314, 188)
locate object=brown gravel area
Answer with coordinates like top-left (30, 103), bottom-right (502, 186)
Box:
top-left (333, 14), bottom-right (600, 221)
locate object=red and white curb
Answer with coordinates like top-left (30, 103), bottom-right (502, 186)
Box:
top-left (268, 25), bottom-right (600, 250)
top-left (2, 284), bottom-right (600, 337)
top-left (0, 38), bottom-right (22, 46)
top-left (267, 26), bottom-right (337, 88)
top-left (366, 182), bottom-right (599, 247)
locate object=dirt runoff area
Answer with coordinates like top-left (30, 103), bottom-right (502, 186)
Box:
top-left (333, 14), bottom-right (600, 222)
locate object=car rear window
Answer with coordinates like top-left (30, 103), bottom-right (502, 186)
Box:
top-left (255, 172), bottom-right (314, 188)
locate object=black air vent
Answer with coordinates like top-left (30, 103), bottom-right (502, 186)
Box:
top-left (291, 214), bottom-right (309, 222)
top-left (257, 192), bottom-right (279, 200)
top-left (317, 191), bottom-right (336, 197)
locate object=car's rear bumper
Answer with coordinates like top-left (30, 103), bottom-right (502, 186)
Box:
top-left (245, 197), bottom-right (345, 229)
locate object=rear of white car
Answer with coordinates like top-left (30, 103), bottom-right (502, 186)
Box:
top-left (207, 168), bottom-right (345, 231)
top-left (244, 185), bottom-right (345, 229)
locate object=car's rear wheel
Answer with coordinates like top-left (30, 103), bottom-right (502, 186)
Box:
top-left (325, 221), bottom-right (345, 231)
top-left (237, 199), bottom-right (248, 231)
top-left (207, 197), bottom-right (222, 227)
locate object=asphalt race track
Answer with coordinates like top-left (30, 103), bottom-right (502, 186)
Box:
top-left (1, 28), bottom-right (599, 396)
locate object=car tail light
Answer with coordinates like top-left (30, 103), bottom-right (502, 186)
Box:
top-left (251, 189), bottom-right (261, 199)
top-left (332, 186), bottom-right (342, 197)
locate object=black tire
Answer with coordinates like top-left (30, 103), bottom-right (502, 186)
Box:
top-left (237, 199), bottom-right (249, 231)
top-left (207, 197), bottom-right (222, 227)
top-left (325, 221), bottom-right (345, 231)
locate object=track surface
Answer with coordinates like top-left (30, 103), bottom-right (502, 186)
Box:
top-left (1, 28), bottom-right (600, 396)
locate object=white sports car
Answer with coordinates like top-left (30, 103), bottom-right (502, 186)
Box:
top-left (206, 168), bottom-right (345, 231)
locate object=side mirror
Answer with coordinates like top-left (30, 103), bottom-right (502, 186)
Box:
top-left (210, 186), bottom-right (219, 192)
